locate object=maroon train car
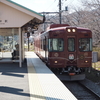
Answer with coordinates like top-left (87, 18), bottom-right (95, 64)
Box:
top-left (34, 24), bottom-right (92, 80)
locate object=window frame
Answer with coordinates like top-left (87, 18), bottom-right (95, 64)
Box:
top-left (68, 38), bottom-right (75, 52)
top-left (79, 38), bottom-right (92, 52)
top-left (48, 38), bottom-right (64, 52)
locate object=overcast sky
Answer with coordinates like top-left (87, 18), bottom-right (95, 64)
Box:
top-left (11, 0), bottom-right (82, 13)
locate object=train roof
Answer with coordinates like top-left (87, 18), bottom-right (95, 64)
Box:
top-left (39, 24), bottom-right (92, 36)
top-left (46, 24), bottom-right (69, 30)
top-left (47, 24), bottom-right (90, 31)
top-left (47, 25), bottom-right (91, 32)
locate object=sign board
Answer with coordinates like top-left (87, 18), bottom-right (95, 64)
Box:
top-left (92, 52), bottom-right (98, 63)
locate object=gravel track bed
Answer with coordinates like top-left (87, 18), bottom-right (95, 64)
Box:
top-left (63, 81), bottom-right (97, 100)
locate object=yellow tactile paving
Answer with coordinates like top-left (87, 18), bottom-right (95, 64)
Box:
top-left (26, 53), bottom-right (46, 100)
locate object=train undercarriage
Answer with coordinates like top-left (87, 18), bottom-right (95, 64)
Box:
top-left (50, 66), bottom-right (90, 81)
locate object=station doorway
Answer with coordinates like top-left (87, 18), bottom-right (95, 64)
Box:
top-left (0, 28), bottom-right (19, 62)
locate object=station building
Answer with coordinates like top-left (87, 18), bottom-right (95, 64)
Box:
top-left (0, 0), bottom-right (44, 67)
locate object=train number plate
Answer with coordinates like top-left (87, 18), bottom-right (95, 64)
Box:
top-left (69, 54), bottom-right (74, 60)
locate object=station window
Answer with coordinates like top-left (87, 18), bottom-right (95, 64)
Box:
top-left (68, 38), bottom-right (75, 52)
top-left (79, 38), bottom-right (92, 51)
top-left (48, 38), bottom-right (64, 51)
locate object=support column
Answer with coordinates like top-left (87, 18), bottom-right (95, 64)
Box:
top-left (19, 27), bottom-right (22, 67)
top-left (22, 31), bottom-right (25, 60)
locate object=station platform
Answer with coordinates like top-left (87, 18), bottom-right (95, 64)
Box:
top-left (0, 51), bottom-right (77, 100)
top-left (0, 62), bottom-right (30, 100)
top-left (26, 52), bottom-right (77, 100)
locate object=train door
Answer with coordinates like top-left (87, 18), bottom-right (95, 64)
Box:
top-left (77, 38), bottom-right (92, 68)
top-left (66, 35), bottom-right (77, 66)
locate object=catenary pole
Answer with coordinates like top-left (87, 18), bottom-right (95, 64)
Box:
top-left (59, 0), bottom-right (62, 24)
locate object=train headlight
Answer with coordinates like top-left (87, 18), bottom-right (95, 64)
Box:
top-left (67, 29), bottom-right (71, 32)
top-left (67, 29), bottom-right (76, 32)
top-left (72, 29), bottom-right (76, 32)
top-left (55, 61), bottom-right (58, 63)
top-left (85, 60), bottom-right (88, 63)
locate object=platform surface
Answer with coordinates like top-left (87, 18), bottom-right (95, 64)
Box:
top-left (0, 52), bottom-right (77, 100)
top-left (26, 52), bottom-right (77, 100)
top-left (0, 62), bottom-right (30, 100)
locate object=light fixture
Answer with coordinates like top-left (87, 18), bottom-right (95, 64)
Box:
top-left (67, 29), bottom-right (71, 32)
top-left (55, 61), bottom-right (58, 63)
top-left (85, 61), bottom-right (88, 63)
top-left (72, 29), bottom-right (76, 32)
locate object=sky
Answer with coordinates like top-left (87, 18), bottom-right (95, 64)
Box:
top-left (11, 0), bottom-right (82, 13)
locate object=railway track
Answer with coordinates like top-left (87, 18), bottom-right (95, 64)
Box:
top-left (79, 79), bottom-right (100, 99)
top-left (62, 79), bottom-right (100, 100)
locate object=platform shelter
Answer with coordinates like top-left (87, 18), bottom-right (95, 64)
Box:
top-left (0, 0), bottom-right (44, 67)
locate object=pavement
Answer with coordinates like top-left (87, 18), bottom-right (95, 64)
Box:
top-left (0, 62), bottom-right (30, 100)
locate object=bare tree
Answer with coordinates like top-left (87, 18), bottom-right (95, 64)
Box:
top-left (37, 0), bottom-right (100, 47)
top-left (80, 0), bottom-right (100, 46)
top-left (63, 0), bottom-right (100, 46)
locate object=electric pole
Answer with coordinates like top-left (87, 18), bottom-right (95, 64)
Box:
top-left (59, 0), bottom-right (62, 24)
top-left (40, 0), bottom-right (68, 27)
top-left (59, 0), bottom-right (68, 24)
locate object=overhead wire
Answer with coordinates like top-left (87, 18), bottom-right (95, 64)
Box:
top-left (63, 0), bottom-right (80, 10)
top-left (44, 0), bottom-right (57, 12)
top-left (63, 0), bottom-right (75, 6)
top-left (43, 0), bottom-right (58, 23)
top-left (62, 0), bottom-right (76, 11)
top-left (44, 0), bottom-right (76, 24)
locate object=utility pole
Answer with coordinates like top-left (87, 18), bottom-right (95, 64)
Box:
top-left (59, 0), bottom-right (62, 24)
top-left (40, 12), bottom-right (59, 31)
top-left (41, 0), bottom-right (62, 25)
top-left (59, 0), bottom-right (68, 24)
top-left (40, 0), bottom-right (68, 28)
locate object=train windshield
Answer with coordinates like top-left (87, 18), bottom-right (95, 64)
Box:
top-left (79, 38), bottom-right (92, 51)
top-left (68, 38), bottom-right (75, 52)
top-left (48, 38), bottom-right (64, 51)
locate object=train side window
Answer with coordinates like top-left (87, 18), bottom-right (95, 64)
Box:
top-left (43, 39), bottom-right (46, 50)
top-left (52, 39), bottom-right (58, 50)
top-left (68, 38), bottom-right (75, 52)
top-left (79, 38), bottom-right (92, 51)
top-left (58, 38), bottom-right (64, 51)
top-left (48, 39), bottom-right (52, 51)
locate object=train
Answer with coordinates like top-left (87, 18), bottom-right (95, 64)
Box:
top-left (34, 24), bottom-right (92, 80)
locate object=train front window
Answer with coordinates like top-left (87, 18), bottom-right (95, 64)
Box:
top-left (79, 38), bottom-right (92, 51)
top-left (48, 38), bottom-right (64, 51)
top-left (68, 38), bottom-right (75, 52)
